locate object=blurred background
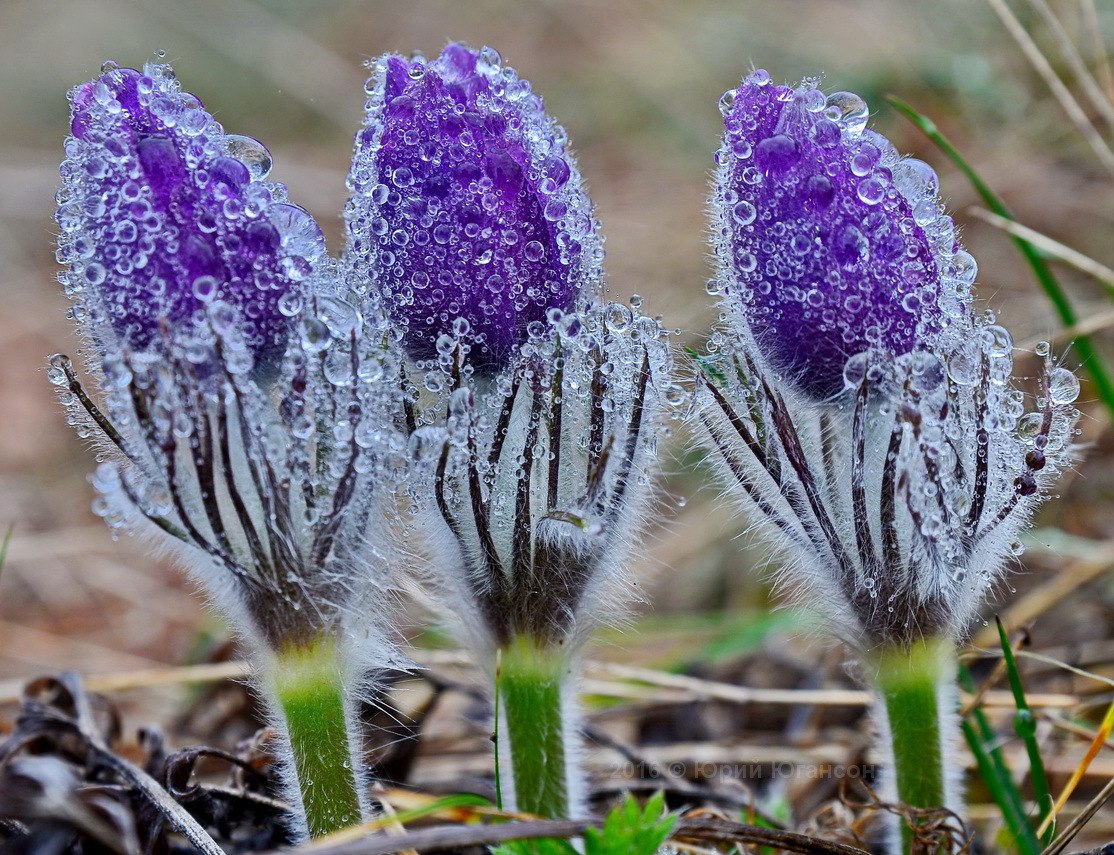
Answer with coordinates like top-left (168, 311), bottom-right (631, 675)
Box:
top-left (2, 0), bottom-right (1114, 840)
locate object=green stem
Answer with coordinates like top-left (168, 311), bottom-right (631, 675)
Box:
top-left (497, 635), bottom-right (576, 819)
top-left (871, 638), bottom-right (957, 854)
top-left (272, 634), bottom-right (362, 838)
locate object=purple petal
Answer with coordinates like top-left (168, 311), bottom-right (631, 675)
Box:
top-left (57, 62), bottom-right (325, 363)
top-left (345, 43), bottom-right (602, 371)
top-left (712, 71), bottom-right (969, 400)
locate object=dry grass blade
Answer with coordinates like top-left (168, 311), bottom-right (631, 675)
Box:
top-left (1038, 702), bottom-right (1114, 837)
top-left (671, 815), bottom-right (870, 855)
top-left (1040, 773), bottom-right (1114, 855)
top-left (1025, 0), bottom-right (1114, 128)
top-left (354, 798), bottom-right (418, 855)
top-left (1078, 0), bottom-right (1114, 103)
top-left (0, 654), bottom-right (1082, 709)
top-left (1020, 307), bottom-right (1114, 349)
top-left (972, 541), bottom-right (1114, 650)
top-left (967, 207), bottom-right (1114, 292)
top-left (985, 0), bottom-right (1114, 178)
top-left (280, 814), bottom-right (872, 855)
top-left (1014, 649), bottom-right (1114, 691)
top-left (284, 819), bottom-right (593, 855)
top-left (586, 660), bottom-right (1078, 710)
top-left (22, 673), bottom-right (226, 855)
top-left (1047, 712), bottom-right (1114, 749)
top-left (0, 660), bottom-right (250, 704)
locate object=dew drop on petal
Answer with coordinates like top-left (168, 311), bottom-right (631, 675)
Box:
top-left (225, 134), bottom-right (273, 180)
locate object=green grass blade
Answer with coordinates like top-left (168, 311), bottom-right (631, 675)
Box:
top-left (996, 617), bottom-right (1055, 842)
top-left (887, 96), bottom-right (1114, 416)
top-left (0, 525), bottom-right (13, 583)
top-left (374, 793), bottom-right (493, 828)
top-left (958, 666), bottom-right (1041, 855)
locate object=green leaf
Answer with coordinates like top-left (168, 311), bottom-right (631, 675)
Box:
top-left (492, 838), bottom-right (579, 855)
top-left (695, 610), bottom-right (809, 666)
top-left (686, 346), bottom-right (728, 387)
top-left (958, 665), bottom-right (1041, 855)
top-left (375, 793), bottom-right (492, 828)
top-left (583, 792), bottom-right (677, 855)
top-left (887, 96), bottom-right (1114, 416)
top-left (996, 617), bottom-right (1054, 843)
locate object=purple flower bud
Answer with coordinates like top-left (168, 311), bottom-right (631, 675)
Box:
top-left (57, 62), bottom-right (326, 363)
top-left (712, 70), bottom-right (968, 400)
top-left (345, 43), bottom-right (601, 371)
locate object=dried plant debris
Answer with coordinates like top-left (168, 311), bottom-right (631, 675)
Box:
top-left (0, 662), bottom-right (916, 855)
top-left (0, 674), bottom-right (293, 853)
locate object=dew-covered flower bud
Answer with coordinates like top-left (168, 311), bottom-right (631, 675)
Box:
top-left (51, 61), bottom-right (405, 839)
top-left (57, 61), bottom-right (325, 366)
top-left (699, 72), bottom-right (1080, 651)
top-left (697, 73), bottom-right (1080, 844)
top-left (710, 70), bottom-right (969, 401)
top-left (344, 43), bottom-right (602, 372)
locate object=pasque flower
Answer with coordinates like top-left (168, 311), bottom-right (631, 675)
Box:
top-left (696, 70), bottom-right (1079, 849)
top-left (345, 44), bottom-right (677, 819)
top-left (52, 61), bottom-right (403, 840)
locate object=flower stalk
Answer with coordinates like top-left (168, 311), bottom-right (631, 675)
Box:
top-left (497, 636), bottom-right (576, 819)
top-left (272, 635), bottom-right (363, 838)
top-left (870, 638), bottom-right (957, 851)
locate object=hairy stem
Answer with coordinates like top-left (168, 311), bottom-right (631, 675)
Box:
top-left (870, 637), bottom-right (958, 854)
top-left (272, 634), bottom-right (363, 838)
top-left (497, 636), bottom-right (578, 819)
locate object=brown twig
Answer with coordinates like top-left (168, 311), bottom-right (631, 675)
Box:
top-left (281, 815), bottom-right (871, 855)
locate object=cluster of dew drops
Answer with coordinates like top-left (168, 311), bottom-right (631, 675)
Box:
top-left (844, 315), bottom-right (1080, 591)
top-left (404, 292), bottom-right (686, 520)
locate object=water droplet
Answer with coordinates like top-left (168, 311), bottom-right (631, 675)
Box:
top-left (732, 200), bottom-right (756, 226)
top-left (947, 340), bottom-right (981, 386)
top-left (1017, 412), bottom-right (1043, 440)
top-left (523, 240), bottom-right (545, 262)
top-left (843, 351), bottom-right (870, 389)
top-left (983, 324), bottom-right (1013, 357)
top-left (718, 89), bottom-right (736, 116)
top-left (477, 45), bottom-right (503, 77)
top-left (1048, 367), bottom-right (1080, 405)
top-left (225, 134), bottom-right (273, 180)
top-left (825, 91), bottom-right (868, 135)
top-left (856, 176), bottom-right (885, 205)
